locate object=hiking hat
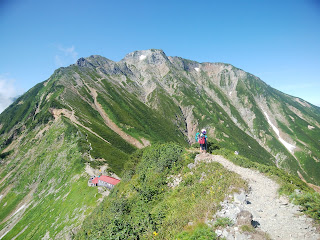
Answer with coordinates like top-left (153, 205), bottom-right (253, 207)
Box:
top-left (201, 129), bottom-right (206, 134)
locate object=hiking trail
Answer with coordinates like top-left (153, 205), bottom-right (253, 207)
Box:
top-left (195, 154), bottom-right (320, 240)
top-left (83, 83), bottom-right (150, 149)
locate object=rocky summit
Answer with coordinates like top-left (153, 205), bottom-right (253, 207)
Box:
top-left (0, 49), bottom-right (319, 239)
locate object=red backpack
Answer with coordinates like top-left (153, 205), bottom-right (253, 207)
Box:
top-left (199, 136), bottom-right (206, 144)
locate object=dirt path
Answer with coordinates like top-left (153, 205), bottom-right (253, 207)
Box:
top-left (84, 83), bottom-right (150, 149)
top-left (195, 154), bottom-right (320, 240)
top-left (51, 108), bottom-right (111, 145)
top-left (298, 171), bottom-right (320, 194)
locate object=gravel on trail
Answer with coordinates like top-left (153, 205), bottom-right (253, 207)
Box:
top-left (195, 153), bottom-right (320, 240)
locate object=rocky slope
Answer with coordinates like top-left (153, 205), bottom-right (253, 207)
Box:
top-left (0, 49), bottom-right (319, 239)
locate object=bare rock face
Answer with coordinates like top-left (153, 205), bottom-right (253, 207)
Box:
top-left (234, 191), bottom-right (247, 204)
top-left (76, 57), bottom-right (89, 67)
top-left (122, 49), bottom-right (169, 65)
top-left (180, 105), bottom-right (198, 143)
top-left (121, 49), bottom-right (171, 79)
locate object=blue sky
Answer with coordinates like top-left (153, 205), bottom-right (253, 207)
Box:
top-left (1, 0), bottom-right (319, 112)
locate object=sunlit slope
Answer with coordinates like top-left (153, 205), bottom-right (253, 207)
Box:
top-left (0, 117), bottom-right (100, 239)
top-left (68, 50), bottom-right (319, 184)
top-left (0, 48), bottom-right (319, 239)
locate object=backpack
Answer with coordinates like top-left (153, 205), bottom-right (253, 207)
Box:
top-left (195, 132), bottom-right (200, 142)
top-left (199, 135), bottom-right (206, 144)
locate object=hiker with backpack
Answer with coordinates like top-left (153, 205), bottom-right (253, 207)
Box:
top-left (195, 129), bottom-right (208, 153)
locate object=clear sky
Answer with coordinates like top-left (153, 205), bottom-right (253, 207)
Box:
top-left (1, 0), bottom-right (319, 112)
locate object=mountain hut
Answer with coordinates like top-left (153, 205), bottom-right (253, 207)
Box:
top-left (90, 175), bottom-right (120, 189)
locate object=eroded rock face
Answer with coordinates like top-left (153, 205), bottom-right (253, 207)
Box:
top-left (77, 57), bottom-right (91, 67)
top-left (180, 105), bottom-right (198, 143)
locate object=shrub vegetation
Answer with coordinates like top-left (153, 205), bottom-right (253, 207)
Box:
top-left (76, 143), bottom-right (247, 239)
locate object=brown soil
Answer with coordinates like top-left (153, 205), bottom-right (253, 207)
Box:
top-left (298, 171), bottom-right (320, 194)
top-left (83, 82), bottom-right (150, 149)
top-left (50, 108), bottom-right (110, 145)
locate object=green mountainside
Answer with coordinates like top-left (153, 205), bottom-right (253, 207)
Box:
top-left (75, 143), bottom-right (248, 239)
top-left (0, 49), bottom-right (319, 239)
top-left (75, 143), bottom-right (317, 240)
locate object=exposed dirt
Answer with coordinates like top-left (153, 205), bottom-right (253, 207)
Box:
top-left (84, 82), bottom-right (150, 149)
top-left (34, 125), bottom-right (50, 140)
top-left (288, 105), bottom-right (320, 129)
top-left (298, 171), bottom-right (320, 194)
top-left (85, 163), bottom-right (120, 180)
top-left (2, 131), bottom-right (26, 154)
top-left (11, 225), bottom-right (29, 240)
top-left (33, 93), bottom-right (45, 118)
top-left (295, 98), bottom-right (311, 108)
top-left (50, 108), bottom-right (111, 144)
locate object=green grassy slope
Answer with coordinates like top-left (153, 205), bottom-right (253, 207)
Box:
top-left (75, 143), bottom-right (247, 240)
top-left (0, 56), bottom-right (191, 239)
top-left (0, 119), bottom-right (100, 239)
top-left (213, 67), bottom-right (320, 184)
top-left (43, 65), bottom-right (188, 173)
top-left (1, 50), bottom-right (320, 238)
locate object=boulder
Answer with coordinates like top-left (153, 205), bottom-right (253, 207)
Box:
top-left (236, 210), bottom-right (253, 226)
top-left (234, 191), bottom-right (246, 204)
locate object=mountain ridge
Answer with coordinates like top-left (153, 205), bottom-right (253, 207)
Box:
top-left (2, 49), bottom-right (320, 178)
top-left (0, 49), bottom-right (319, 239)
top-left (76, 50), bottom-right (319, 165)
top-left (1, 49), bottom-right (320, 180)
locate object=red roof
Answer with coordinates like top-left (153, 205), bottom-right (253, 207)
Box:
top-left (91, 175), bottom-right (120, 185)
top-left (92, 178), bottom-right (99, 184)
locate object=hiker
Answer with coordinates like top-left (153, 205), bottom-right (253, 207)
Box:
top-left (196, 129), bottom-right (207, 153)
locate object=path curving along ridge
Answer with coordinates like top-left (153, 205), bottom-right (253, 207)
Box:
top-left (195, 154), bottom-right (320, 240)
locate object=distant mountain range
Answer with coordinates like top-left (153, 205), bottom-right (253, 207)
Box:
top-left (0, 49), bottom-right (319, 239)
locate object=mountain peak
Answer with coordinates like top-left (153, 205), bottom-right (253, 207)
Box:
top-left (76, 55), bottom-right (114, 68)
top-left (76, 57), bottom-right (90, 67)
top-left (122, 49), bottom-right (169, 65)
